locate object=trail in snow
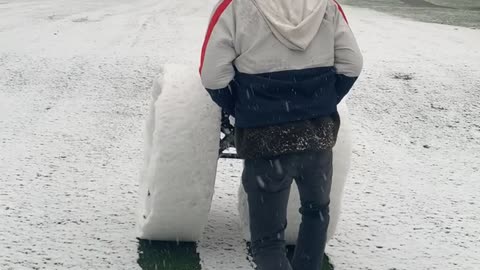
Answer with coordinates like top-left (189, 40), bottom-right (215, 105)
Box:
top-left (1, 0), bottom-right (479, 269)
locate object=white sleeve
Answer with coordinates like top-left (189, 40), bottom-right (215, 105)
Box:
top-left (199, 2), bottom-right (236, 90)
top-left (333, 3), bottom-right (363, 77)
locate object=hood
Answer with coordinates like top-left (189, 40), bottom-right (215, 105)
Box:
top-left (251, 0), bottom-right (328, 51)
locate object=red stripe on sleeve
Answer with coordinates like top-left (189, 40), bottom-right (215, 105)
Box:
top-left (199, 0), bottom-right (233, 75)
top-left (333, 0), bottom-right (349, 24)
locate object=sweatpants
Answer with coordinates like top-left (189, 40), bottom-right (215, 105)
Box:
top-left (242, 150), bottom-right (333, 270)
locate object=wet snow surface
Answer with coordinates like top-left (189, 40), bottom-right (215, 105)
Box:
top-left (1, 0), bottom-right (479, 269)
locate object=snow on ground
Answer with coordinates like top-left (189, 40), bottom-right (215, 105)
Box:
top-left (328, 8), bottom-right (480, 270)
top-left (339, 0), bottom-right (480, 29)
top-left (1, 0), bottom-right (479, 269)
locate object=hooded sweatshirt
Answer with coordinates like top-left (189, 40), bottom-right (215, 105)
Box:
top-left (200, 0), bottom-right (363, 158)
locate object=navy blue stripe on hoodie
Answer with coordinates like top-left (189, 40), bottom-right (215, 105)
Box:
top-left (207, 67), bottom-right (357, 128)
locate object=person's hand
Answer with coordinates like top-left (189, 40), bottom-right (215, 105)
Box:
top-left (220, 110), bottom-right (235, 155)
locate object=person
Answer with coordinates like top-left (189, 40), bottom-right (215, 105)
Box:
top-left (199, 0), bottom-right (362, 269)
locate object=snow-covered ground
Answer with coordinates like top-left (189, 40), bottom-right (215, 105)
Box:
top-left (339, 0), bottom-right (480, 29)
top-left (1, 0), bottom-right (479, 269)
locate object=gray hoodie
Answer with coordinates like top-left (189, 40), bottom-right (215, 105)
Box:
top-left (200, 0), bottom-right (363, 89)
top-left (200, 0), bottom-right (363, 157)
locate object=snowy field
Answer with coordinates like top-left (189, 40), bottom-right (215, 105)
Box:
top-left (1, 0), bottom-right (479, 269)
top-left (339, 0), bottom-right (480, 28)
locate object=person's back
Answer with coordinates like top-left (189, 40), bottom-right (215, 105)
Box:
top-left (200, 0), bottom-right (362, 269)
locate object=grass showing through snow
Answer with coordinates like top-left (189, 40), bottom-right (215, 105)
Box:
top-left (339, 0), bottom-right (480, 28)
top-left (137, 240), bottom-right (335, 270)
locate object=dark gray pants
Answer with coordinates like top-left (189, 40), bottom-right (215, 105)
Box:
top-left (242, 150), bottom-right (333, 270)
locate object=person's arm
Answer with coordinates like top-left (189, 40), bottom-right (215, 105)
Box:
top-left (333, 1), bottom-right (363, 103)
top-left (199, 0), bottom-right (236, 116)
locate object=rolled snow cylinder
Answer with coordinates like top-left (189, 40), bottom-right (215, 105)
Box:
top-left (137, 64), bottom-right (221, 241)
top-left (238, 101), bottom-right (352, 245)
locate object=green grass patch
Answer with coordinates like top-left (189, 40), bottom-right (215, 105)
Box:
top-left (137, 240), bottom-right (335, 270)
top-left (137, 240), bottom-right (201, 270)
top-left (339, 0), bottom-right (480, 28)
